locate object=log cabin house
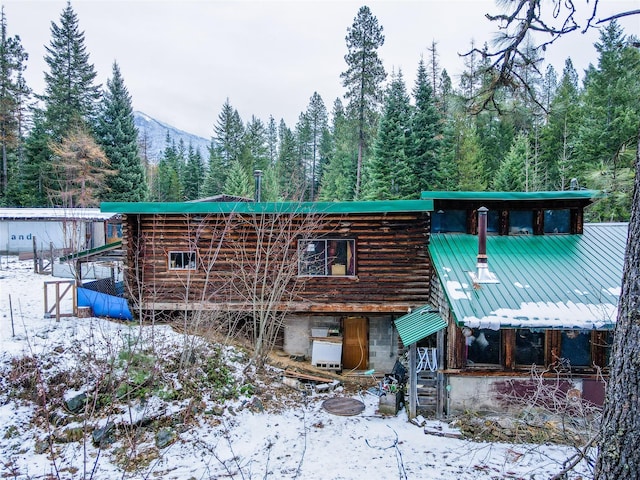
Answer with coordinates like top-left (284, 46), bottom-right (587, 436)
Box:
top-left (102, 190), bottom-right (625, 417)
top-left (100, 199), bottom-right (434, 376)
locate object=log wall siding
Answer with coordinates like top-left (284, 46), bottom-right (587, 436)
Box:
top-left (121, 212), bottom-right (432, 312)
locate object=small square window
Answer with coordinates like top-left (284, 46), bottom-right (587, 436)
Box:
top-left (169, 251), bottom-right (197, 270)
top-left (544, 209), bottom-right (571, 234)
top-left (509, 210), bottom-right (533, 235)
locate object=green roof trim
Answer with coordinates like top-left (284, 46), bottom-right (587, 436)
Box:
top-left (429, 223), bottom-right (626, 330)
top-left (421, 190), bottom-right (601, 201)
top-left (101, 199), bottom-right (434, 215)
top-left (59, 241), bottom-right (122, 262)
top-left (394, 305), bottom-right (447, 346)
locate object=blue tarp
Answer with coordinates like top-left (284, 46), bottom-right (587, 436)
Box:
top-left (77, 287), bottom-right (133, 320)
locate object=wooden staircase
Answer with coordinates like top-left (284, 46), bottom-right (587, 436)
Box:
top-left (416, 369), bottom-right (438, 412)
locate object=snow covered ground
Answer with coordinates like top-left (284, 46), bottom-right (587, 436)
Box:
top-left (0, 256), bottom-right (593, 479)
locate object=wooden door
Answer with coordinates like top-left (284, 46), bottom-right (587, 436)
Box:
top-left (342, 317), bottom-right (368, 370)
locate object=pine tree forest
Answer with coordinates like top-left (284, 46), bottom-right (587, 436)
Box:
top-left (1, 5), bottom-right (639, 222)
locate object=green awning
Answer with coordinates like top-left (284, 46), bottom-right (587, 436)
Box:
top-left (394, 305), bottom-right (447, 346)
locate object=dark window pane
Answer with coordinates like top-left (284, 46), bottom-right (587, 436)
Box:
top-left (544, 209), bottom-right (571, 233)
top-left (509, 210), bottom-right (533, 235)
top-left (561, 330), bottom-right (591, 367)
top-left (299, 240), bottom-right (326, 275)
top-left (327, 239), bottom-right (355, 276)
top-left (487, 210), bottom-right (500, 233)
top-left (433, 209), bottom-right (466, 233)
top-left (465, 328), bottom-right (501, 365)
top-left (515, 329), bottom-right (545, 365)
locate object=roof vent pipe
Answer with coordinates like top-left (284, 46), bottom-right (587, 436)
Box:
top-left (254, 169), bottom-right (263, 203)
top-left (472, 206), bottom-right (499, 284)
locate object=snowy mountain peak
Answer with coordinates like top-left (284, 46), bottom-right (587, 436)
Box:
top-left (133, 111), bottom-right (210, 164)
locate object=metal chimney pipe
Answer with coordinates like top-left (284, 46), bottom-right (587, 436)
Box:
top-left (254, 169), bottom-right (263, 203)
top-left (472, 206), bottom-right (498, 283)
top-left (477, 206), bottom-right (488, 268)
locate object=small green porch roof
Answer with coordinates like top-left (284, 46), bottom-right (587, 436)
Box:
top-left (59, 241), bottom-right (122, 262)
top-left (420, 190), bottom-right (601, 202)
top-left (429, 223), bottom-right (626, 330)
top-left (100, 199), bottom-right (434, 215)
top-left (394, 305), bottom-right (447, 346)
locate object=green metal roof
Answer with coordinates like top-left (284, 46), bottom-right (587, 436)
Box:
top-left (59, 241), bottom-right (123, 262)
top-left (429, 223), bottom-right (626, 330)
top-left (421, 190), bottom-right (601, 202)
top-left (100, 199), bottom-right (434, 215)
top-left (394, 305), bottom-right (447, 346)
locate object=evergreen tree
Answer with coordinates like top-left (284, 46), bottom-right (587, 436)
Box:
top-left (540, 64), bottom-right (558, 116)
top-left (42, 1), bottom-right (100, 138)
top-left (457, 123), bottom-right (486, 191)
top-left (0, 7), bottom-right (30, 203)
top-left (460, 40), bottom-right (482, 101)
top-left (266, 115), bottom-right (278, 166)
top-left (276, 120), bottom-right (304, 200)
top-left (410, 57), bottom-right (442, 191)
top-left (20, 112), bottom-right (50, 206)
top-left (304, 92), bottom-right (329, 200)
top-left (575, 21), bottom-right (640, 220)
top-left (151, 135), bottom-right (183, 201)
top-left (319, 98), bottom-right (356, 201)
top-left (95, 62), bottom-right (147, 202)
top-left (362, 70), bottom-right (413, 200)
top-left (223, 158), bottom-right (252, 198)
top-left (539, 58), bottom-right (580, 190)
top-left (241, 115), bottom-right (268, 173)
top-left (437, 69), bottom-right (453, 117)
top-left (427, 40), bottom-right (440, 98)
top-left (493, 133), bottom-right (531, 191)
top-left (295, 111), bottom-right (313, 199)
top-left (436, 112), bottom-right (462, 192)
top-left (213, 98), bottom-right (244, 168)
top-left (259, 164), bottom-right (280, 202)
top-left (203, 142), bottom-right (226, 197)
top-left (182, 144), bottom-right (205, 200)
top-left (341, 5), bottom-right (386, 198)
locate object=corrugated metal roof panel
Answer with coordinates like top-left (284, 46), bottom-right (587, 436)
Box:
top-left (394, 305), bottom-right (447, 346)
top-left (0, 208), bottom-right (116, 221)
top-left (101, 199), bottom-right (434, 215)
top-left (429, 223), bottom-right (626, 330)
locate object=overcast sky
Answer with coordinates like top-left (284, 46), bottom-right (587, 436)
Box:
top-left (4, 0), bottom-right (639, 139)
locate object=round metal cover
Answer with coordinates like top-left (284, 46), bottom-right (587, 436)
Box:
top-left (322, 397), bottom-right (365, 416)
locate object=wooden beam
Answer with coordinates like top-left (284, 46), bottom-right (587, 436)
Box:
top-left (140, 301), bottom-right (415, 314)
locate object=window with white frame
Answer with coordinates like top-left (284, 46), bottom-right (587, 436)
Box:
top-left (168, 251), bottom-right (197, 270)
top-left (298, 239), bottom-right (355, 276)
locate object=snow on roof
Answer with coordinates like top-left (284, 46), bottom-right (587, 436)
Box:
top-left (430, 223), bottom-right (627, 330)
top-left (0, 207), bottom-right (117, 221)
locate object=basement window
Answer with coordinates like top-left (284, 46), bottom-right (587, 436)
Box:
top-left (298, 239), bottom-right (355, 276)
top-left (168, 251), bottom-right (197, 270)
